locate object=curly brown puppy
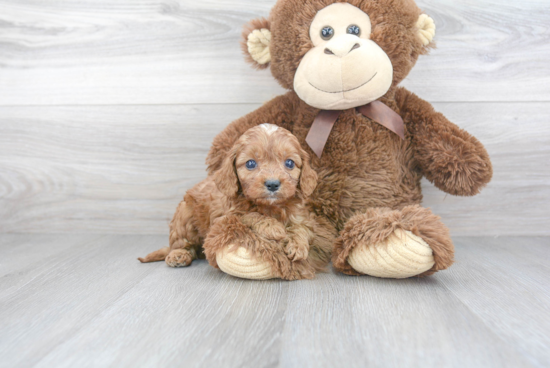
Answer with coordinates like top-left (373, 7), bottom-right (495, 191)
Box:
top-left (138, 124), bottom-right (329, 280)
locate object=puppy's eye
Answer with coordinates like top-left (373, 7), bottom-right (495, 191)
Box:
top-left (347, 25), bottom-right (361, 37)
top-left (321, 26), bottom-right (334, 40)
top-left (246, 160), bottom-right (257, 170)
top-left (285, 159), bottom-right (295, 169)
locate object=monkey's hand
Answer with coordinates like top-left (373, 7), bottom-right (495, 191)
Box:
top-left (396, 87), bottom-right (493, 196)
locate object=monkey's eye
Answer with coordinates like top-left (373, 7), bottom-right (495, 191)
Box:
top-left (347, 25), bottom-right (361, 37)
top-left (285, 159), bottom-right (295, 169)
top-left (321, 26), bottom-right (334, 40)
top-left (246, 160), bottom-right (257, 170)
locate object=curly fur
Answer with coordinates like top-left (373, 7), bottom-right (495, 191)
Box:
top-left (139, 125), bottom-right (330, 280)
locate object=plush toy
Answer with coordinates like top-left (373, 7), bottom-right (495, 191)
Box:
top-left (206, 0), bottom-right (493, 279)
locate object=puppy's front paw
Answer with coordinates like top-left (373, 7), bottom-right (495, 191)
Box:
top-left (165, 249), bottom-right (193, 268)
top-left (247, 219), bottom-right (287, 241)
top-left (285, 241), bottom-right (309, 261)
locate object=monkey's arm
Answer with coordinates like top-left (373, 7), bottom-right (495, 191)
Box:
top-left (206, 92), bottom-right (297, 175)
top-left (395, 87), bottom-right (493, 196)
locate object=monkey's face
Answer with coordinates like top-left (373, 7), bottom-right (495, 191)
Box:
top-left (242, 0), bottom-right (435, 110)
top-left (293, 3), bottom-right (393, 110)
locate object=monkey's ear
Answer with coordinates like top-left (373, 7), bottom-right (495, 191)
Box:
top-left (241, 17), bottom-right (271, 69)
top-left (416, 14), bottom-right (436, 46)
top-left (213, 146), bottom-right (240, 198)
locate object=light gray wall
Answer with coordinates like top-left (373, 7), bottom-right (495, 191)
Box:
top-left (0, 0), bottom-right (548, 235)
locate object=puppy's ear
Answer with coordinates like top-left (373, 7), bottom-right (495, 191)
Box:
top-left (299, 150), bottom-right (318, 197)
top-left (213, 146), bottom-right (240, 198)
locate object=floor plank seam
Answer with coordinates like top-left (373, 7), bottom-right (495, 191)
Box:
top-left (440, 280), bottom-right (540, 368)
top-left (0, 235), bottom-right (110, 302)
top-left (31, 264), bottom-right (160, 366)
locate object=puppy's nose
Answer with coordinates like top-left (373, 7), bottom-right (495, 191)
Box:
top-left (265, 179), bottom-right (281, 192)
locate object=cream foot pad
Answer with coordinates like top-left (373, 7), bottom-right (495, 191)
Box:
top-left (216, 246), bottom-right (277, 280)
top-left (347, 228), bottom-right (435, 278)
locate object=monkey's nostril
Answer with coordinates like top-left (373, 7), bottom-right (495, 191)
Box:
top-left (350, 43), bottom-right (361, 52)
top-left (324, 48), bottom-right (334, 55)
top-left (265, 179), bottom-right (281, 192)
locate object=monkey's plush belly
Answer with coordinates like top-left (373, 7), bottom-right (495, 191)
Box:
top-left (312, 164), bottom-right (423, 228)
top-left (303, 111), bottom-right (422, 224)
top-left (312, 148), bottom-right (439, 279)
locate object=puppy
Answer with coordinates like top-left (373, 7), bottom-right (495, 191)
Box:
top-left (139, 124), bottom-right (324, 280)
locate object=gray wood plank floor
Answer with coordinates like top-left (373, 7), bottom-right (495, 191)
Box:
top-left (0, 235), bottom-right (548, 368)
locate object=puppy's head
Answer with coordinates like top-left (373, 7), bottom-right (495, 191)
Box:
top-left (214, 124), bottom-right (317, 205)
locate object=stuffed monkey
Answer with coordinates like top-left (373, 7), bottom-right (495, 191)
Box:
top-left (205, 0), bottom-right (492, 279)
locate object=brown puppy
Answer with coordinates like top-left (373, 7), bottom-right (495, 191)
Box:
top-left (139, 124), bottom-right (323, 280)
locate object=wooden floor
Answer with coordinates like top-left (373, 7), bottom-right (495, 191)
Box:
top-left (0, 235), bottom-right (548, 368)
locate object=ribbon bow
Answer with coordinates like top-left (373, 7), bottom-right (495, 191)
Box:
top-left (305, 101), bottom-right (405, 158)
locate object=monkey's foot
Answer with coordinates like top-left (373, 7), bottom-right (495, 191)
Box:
top-left (347, 228), bottom-right (435, 278)
top-left (216, 247), bottom-right (277, 280)
top-left (333, 206), bottom-right (454, 278)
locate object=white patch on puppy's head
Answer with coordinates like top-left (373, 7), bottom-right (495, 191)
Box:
top-left (259, 123), bottom-right (279, 135)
